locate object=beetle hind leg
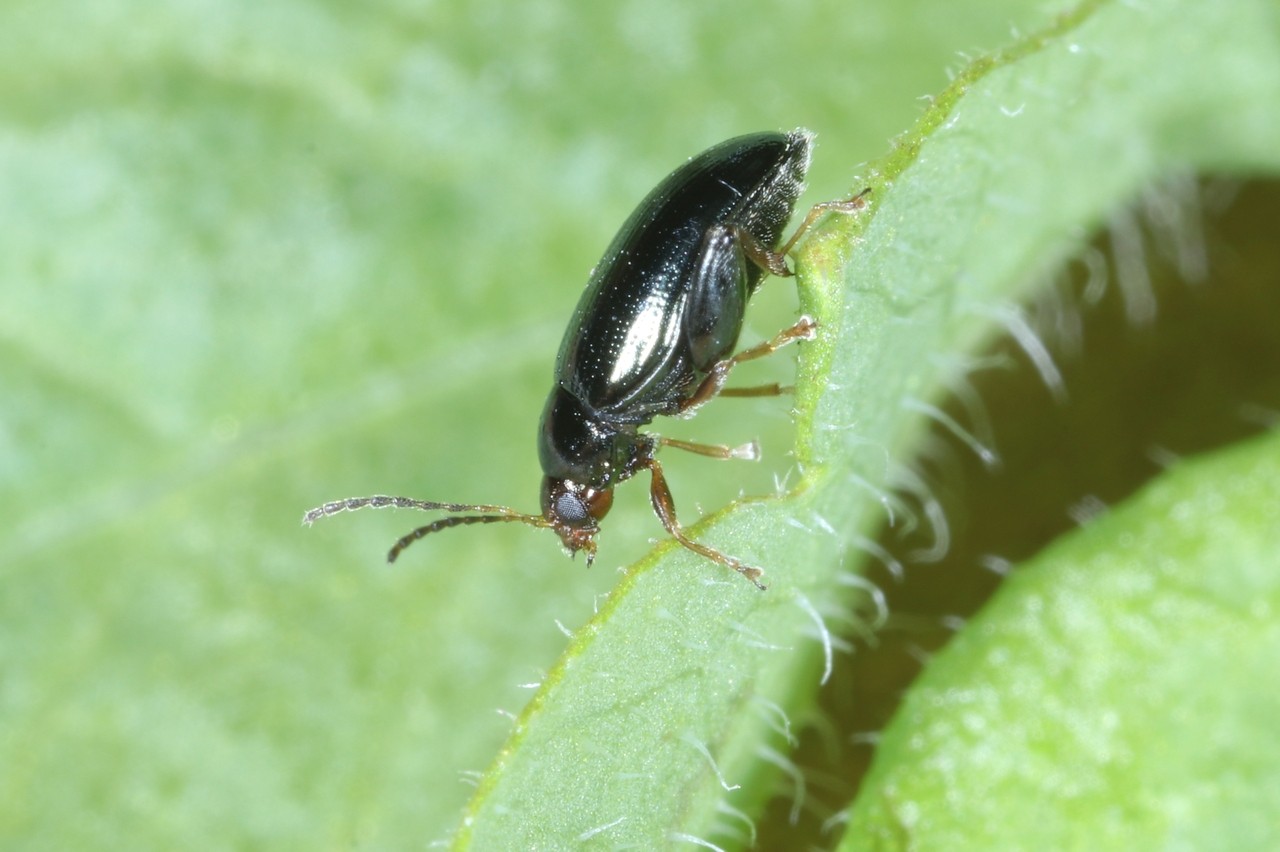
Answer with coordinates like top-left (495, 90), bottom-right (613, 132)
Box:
top-left (678, 315), bottom-right (817, 415)
top-left (735, 187), bottom-right (872, 278)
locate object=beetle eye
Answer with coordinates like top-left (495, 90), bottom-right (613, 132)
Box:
top-left (554, 492), bottom-right (590, 526)
top-left (541, 477), bottom-right (615, 530)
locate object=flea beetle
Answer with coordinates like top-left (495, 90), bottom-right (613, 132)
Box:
top-left (304, 129), bottom-right (868, 589)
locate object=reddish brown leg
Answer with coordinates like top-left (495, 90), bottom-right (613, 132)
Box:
top-left (717, 383), bottom-right (790, 398)
top-left (734, 188), bottom-right (872, 278)
top-left (645, 457), bottom-right (767, 590)
top-left (777, 189), bottom-right (872, 257)
top-left (678, 316), bottom-right (817, 415)
top-left (678, 191), bottom-right (869, 416)
top-left (658, 435), bottom-right (760, 461)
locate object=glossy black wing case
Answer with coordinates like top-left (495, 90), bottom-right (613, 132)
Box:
top-left (555, 130), bottom-right (811, 420)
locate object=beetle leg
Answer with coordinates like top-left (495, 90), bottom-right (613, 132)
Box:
top-left (658, 435), bottom-right (760, 461)
top-left (736, 188), bottom-right (872, 277)
top-left (717, 383), bottom-right (790, 398)
top-left (644, 456), bottom-right (767, 590)
top-left (777, 189), bottom-right (872, 257)
top-left (678, 316), bottom-right (817, 414)
top-left (732, 225), bottom-right (794, 277)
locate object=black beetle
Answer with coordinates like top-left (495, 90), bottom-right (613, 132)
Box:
top-left (305, 129), bottom-right (868, 589)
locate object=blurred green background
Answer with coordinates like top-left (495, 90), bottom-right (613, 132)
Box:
top-left (0, 0), bottom-right (1070, 845)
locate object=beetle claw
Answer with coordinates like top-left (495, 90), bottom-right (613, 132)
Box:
top-left (795, 315), bottom-right (819, 340)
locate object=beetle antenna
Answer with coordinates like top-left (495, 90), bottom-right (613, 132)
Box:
top-left (387, 513), bottom-right (550, 562)
top-left (302, 494), bottom-right (536, 525)
top-left (301, 494), bottom-right (549, 562)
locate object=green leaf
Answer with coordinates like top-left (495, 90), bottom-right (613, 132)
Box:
top-left (458, 0), bottom-right (1280, 847)
top-left (840, 428), bottom-right (1280, 849)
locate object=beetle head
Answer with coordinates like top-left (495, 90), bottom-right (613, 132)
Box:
top-left (541, 476), bottom-right (614, 565)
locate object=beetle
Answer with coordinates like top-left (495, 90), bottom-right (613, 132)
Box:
top-left (304, 129), bottom-right (868, 589)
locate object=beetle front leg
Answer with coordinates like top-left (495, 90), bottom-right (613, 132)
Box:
top-left (644, 456), bottom-right (767, 590)
top-left (678, 315), bottom-right (817, 414)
